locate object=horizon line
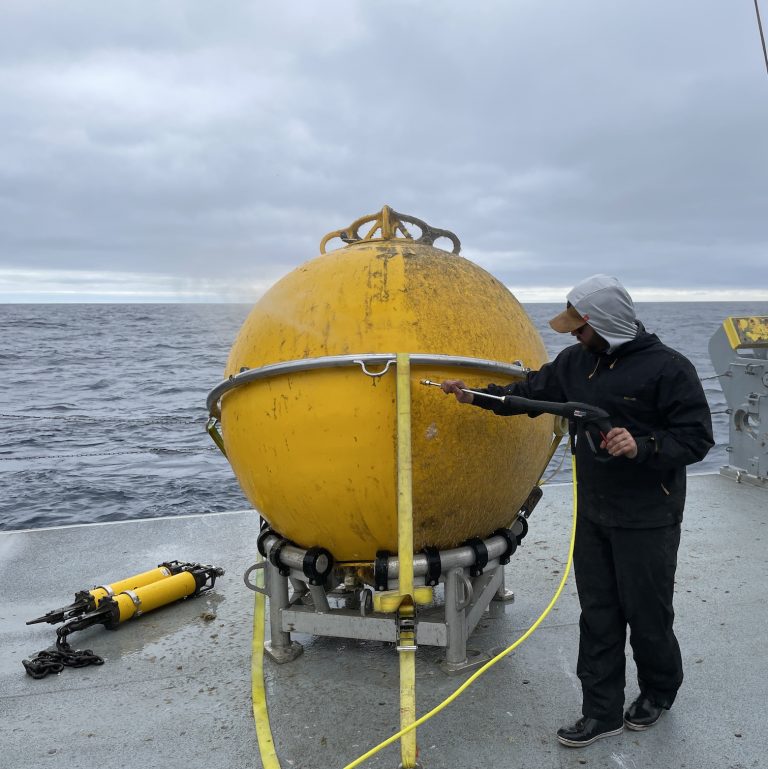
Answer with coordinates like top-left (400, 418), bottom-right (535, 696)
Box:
top-left (1, 268), bottom-right (767, 304)
top-left (1, 295), bottom-right (767, 304)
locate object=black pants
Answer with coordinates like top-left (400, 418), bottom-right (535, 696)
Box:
top-left (573, 515), bottom-right (683, 721)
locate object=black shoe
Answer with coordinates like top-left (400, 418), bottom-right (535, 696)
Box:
top-left (556, 716), bottom-right (624, 747)
top-left (624, 695), bottom-right (665, 731)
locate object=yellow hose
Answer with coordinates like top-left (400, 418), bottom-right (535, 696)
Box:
top-left (341, 454), bottom-right (578, 769)
top-left (251, 555), bottom-right (281, 769)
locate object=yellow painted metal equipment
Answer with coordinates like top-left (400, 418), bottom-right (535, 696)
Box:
top-left (216, 207), bottom-right (553, 560)
top-left (721, 315), bottom-right (768, 349)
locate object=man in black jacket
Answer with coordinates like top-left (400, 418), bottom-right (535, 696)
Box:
top-left (441, 274), bottom-right (713, 748)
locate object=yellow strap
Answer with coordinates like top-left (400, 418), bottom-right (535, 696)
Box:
top-left (342, 454), bottom-right (579, 769)
top-left (251, 556), bottom-right (281, 769)
top-left (396, 353), bottom-right (415, 600)
top-left (396, 353), bottom-right (418, 768)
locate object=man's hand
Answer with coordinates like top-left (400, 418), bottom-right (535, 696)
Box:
top-left (440, 379), bottom-right (474, 404)
top-left (601, 427), bottom-right (638, 459)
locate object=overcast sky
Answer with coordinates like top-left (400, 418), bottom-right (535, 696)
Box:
top-left (1, 1), bottom-right (767, 302)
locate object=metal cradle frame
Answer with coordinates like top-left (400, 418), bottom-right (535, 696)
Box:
top-left (245, 519), bottom-right (529, 675)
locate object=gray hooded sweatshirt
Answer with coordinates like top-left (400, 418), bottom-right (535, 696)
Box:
top-left (567, 274), bottom-right (639, 353)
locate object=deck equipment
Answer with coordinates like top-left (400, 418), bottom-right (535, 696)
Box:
top-left (23, 562), bottom-right (224, 679)
top-left (208, 208), bottom-right (586, 768)
top-left (26, 560), bottom-right (204, 626)
top-left (207, 206), bottom-right (556, 563)
top-left (709, 316), bottom-right (768, 487)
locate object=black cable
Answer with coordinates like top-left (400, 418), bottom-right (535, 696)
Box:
top-left (0, 447), bottom-right (219, 461)
top-left (755, 0), bottom-right (768, 77)
top-left (0, 412), bottom-right (200, 425)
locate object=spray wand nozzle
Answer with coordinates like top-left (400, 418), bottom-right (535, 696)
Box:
top-left (420, 379), bottom-right (613, 460)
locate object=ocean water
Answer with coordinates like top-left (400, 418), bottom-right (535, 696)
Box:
top-left (1, 301), bottom-right (765, 531)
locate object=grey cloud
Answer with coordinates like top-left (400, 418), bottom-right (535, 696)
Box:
top-left (0, 0), bottom-right (766, 299)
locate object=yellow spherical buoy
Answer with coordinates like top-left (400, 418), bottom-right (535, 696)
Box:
top-left (216, 207), bottom-right (553, 561)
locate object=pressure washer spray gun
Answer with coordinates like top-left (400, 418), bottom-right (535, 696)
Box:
top-left (23, 561), bottom-right (224, 679)
top-left (420, 380), bottom-right (613, 461)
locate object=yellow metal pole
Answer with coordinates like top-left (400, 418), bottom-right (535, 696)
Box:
top-left (396, 353), bottom-right (418, 768)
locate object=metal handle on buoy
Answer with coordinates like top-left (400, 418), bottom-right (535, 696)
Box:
top-left (454, 572), bottom-right (473, 612)
top-left (244, 562), bottom-right (269, 595)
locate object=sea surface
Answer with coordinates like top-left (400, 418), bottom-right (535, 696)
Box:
top-left (1, 302), bottom-right (765, 531)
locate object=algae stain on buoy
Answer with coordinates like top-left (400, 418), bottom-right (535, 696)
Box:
top-left (220, 207), bottom-right (553, 560)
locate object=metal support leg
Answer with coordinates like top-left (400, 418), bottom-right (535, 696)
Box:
top-left (307, 584), bottom-right (331, 613)
top-left (493, 565), bottom-right (515, 603)
top-left (441, 567), bottom-right (469, 672)
top-left (264, 561), bottom-right (304, 664)
top-left (441, 566), bottom-right (502, 675)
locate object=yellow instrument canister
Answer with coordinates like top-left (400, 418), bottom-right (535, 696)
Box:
top-left (113, 571), bottom-right (198, 623)
top-left (220, 208), bottom-right (553, 561)
top-left (89, 566), bottom-right (173, 606)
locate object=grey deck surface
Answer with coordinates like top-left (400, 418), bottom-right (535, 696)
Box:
top-left (1, 473), bottom-right (765, 769)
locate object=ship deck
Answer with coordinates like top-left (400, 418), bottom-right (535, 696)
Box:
top-left (1, 473), bottom-right (765, 769)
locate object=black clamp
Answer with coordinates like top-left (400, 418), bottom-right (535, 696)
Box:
top-left (519, 486), bottom-right (543, 518)
top-left (492, 528), bottom-right (518, 564)
top-left (464, 538), bottom-right (489, 577)
top-left (268, 540), bottom-right (291, 577)
top-left (422, 547), bottom-right (442, 586)
top-left (257, 526), bottom-right (274, 558)
top-left (302, 547), bottom-right (334, 586)
top-left (374, 550), bottom-right (391, 592)
top-left (514, 515), bottom-right (529, 545)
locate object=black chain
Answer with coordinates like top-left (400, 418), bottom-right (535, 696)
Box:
top-left (22, 644), bottom-right (104, 679)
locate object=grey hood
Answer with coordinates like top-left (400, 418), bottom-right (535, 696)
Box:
top-left (567, 274), bottom-right (639, 353)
